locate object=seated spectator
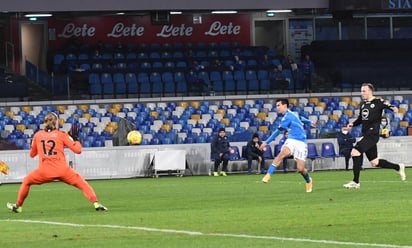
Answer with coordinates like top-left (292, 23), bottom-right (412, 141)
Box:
top-left (380, 117), bottom-right (392, 138)
top-left (211, 59), bottom-right (223, 69)
top-left (232, 47), bottom-right (241, 61)
top-left (258, 54), bottom-right (271, 67)
top-left (188, 60), bottom-right (205, 72)
top-left (91, 49), bottom-right (101, 59)
top-left (337, 127), bottom-right (356, 170)
top-left (210, 128), bottom-right (232, 176)
top-left (246, 133), bottom-right (265, 175)
top-left (185, 49), bottom-right (195, 58)
top-left (269, 65), bottom-right (289, 91)
top-left (185, 69), bottom-right (211, 95)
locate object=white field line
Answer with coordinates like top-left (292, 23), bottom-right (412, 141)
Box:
top-left (1, 219), bottom-right (411, 248)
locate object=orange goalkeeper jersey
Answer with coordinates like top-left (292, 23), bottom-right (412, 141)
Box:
top-left (30, 129), bottom-right (82, 166)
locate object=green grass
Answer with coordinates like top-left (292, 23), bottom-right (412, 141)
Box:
top-left (1, 169), bottom-right (411, 248)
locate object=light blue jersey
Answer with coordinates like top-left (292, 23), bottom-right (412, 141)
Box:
top-left (265, 110), bottom-right (311, 144)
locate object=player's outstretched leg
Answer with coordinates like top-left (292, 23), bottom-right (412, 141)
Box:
top-left (94, 202), bottom-right (108, 211)
top-left (398, 163), bottom-right (406, 181)
top-left (262, 164), bottom-right (276, 183)
top-left (6, 202), bottom-right (22, 213)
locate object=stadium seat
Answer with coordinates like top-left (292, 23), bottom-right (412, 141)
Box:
top-left (228, 146), bottom-right (242, 160)
top-left (262, 145), bottom-right (274, 159)
top-left (321, 142), bottom-right (339, 169)
top-left (307, 143), bottom-right (320, 172)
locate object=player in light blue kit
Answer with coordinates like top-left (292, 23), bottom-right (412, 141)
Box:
top-left (260, 98), bottom-right (316, 192)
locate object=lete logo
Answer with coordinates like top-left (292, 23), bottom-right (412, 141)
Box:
top-left (57, 23), bottom-right (96, 38)
top-left (204, 21), bottom-right (241, 36)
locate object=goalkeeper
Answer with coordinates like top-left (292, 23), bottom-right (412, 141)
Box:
top-left (7, 112), bottom-right (107, 213)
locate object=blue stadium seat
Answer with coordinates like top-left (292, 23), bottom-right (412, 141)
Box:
top-left (245, 70), bottom-right (257, 80)
top-left (248, 79), bottom-right (260, 92)
top-left (113, 73), bottom-right (127, 94)
top-left (88, 73), bottom-right (101, 95)
top-left (257, 70), bottom-right (269, 80)
top-left (125, 73), bottom-right (138, 94)
top-left (126, 52), bottom-right (136, 59)
top-left (101, 73), bottom-right (114, 94)
top-left (222, 70), bottom-right (233, 81)
top-left (307, 143), bottom-right (320, 172)
top-left (53, 54), bottom-right (64, 65)
top-left (224, 80), bottom-right (236, 93)
top-left (162, 72), bottom-right (175, 94)
top-left (260, 79), bottom-right (270, 91)
top-left (233, 70), bottom-right (245, 81)
top-left (236, 80), bottom-right (247, 93)
top-left (176, 61), bottom-right (187, 68)
top-left (198, 71), bottom-right (210, 83)
top-left (228, 146), bottom-right (242, 160)
top-left (210, 71), bottom-right (221, 82)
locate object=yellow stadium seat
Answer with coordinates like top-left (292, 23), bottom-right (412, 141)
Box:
top-left (258, 125), bottom-right (269, 133)
top-left (398, 108), bottom-right (407, 114)
top-left (5, 111), bottom-right (14, 118)
top-left (104, 126), bottom-right (115, 134)
top-left (400, 121), bottom-right (409, 127)
top-left (350, 101), bottom-right (359, 108)
top-left (105, 122), bottom-right (118, 134)
top-left (112, 103), bottom-right (122, 110)
top-left (288, 98), bottom-right (298, 106)
top-left (178, 102), bottom-right (188, 109)
top-left (220, 118), bottom-right (230, 126)
top-left (190, 101), bottom-right (200, 109)
top-left (343, 109), bottom-right (353, 118)
top-left (78, 104), bottom-right (88, 112)
top-left (317, 102), bottom-right (326, 109)
top-left (191, 114), bottom-right (201, 121)
top-left (341, 97), bottom-right (351, 103)
top-left (309, 98), bottom-right (319, 105)
top-left (56, 105), bottom-right (66, 114)
top-left (58, 118), bottom-right (65, 127)
top-left (21, 106), bottom-right (32, 114)
top-left (161, 124), bottom-right (171, 132)
top-left (82, 113), bottom-right (92, 120)
top-left (216, 109), bottom-right (226, 115)
top-left (257, 112), bottom-right (267, 121)
top-left (16, 124), bottom-right (26, 132)
top-left (109, 108), bottom-right (119, 115)
top-left (329, 114), bottom-right (339, 122)
top-left (149, 111), bottom-right (159, 119)
top-left (233, 99), bottom-right (244, 108)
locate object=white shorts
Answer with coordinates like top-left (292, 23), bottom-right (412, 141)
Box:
top-left (283, 139), bottom-right (307, 161)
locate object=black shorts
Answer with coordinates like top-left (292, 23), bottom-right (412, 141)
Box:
top-left (353, 134), bottom-right (379, 161)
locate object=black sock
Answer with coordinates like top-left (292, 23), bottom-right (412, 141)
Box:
top-left (377, 159), bottom-right (400, 170)
top-left (214, 161), bottom-right (220, 172)
top-left (222, 160), bottom-right (228, 172)
top-left (352, 155), bottom-right (363, 183)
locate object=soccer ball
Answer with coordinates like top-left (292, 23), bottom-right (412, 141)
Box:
top-left (381, 128), bottom-right (390, 138)
top-left (127, 130), bottom-right (142, 145)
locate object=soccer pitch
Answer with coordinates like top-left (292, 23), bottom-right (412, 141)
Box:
top-left (0, 169), bottom-right (411, 248)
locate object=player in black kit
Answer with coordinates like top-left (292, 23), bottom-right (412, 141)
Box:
top-left (343, 83), bottom-right (406, 189)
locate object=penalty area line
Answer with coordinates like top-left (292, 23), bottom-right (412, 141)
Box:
top-left (1, 219), bottom-right (411, 248)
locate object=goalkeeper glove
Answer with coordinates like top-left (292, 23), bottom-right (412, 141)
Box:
top-left (0, 161), bottom-right (10, 175)
top-left (69, 124), bottom-right (80, 141)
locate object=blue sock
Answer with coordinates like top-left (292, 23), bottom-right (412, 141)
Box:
top-left (267, 164), bottom-right (277, 175)
top-left (302, 172), bottom-right (311, 183)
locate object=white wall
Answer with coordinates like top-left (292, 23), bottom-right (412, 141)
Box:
top-left (1, 136), bottom-right (411, 183)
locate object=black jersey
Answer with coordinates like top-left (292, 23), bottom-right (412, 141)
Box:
top-left (352, 97), bottom-right (393, 136)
